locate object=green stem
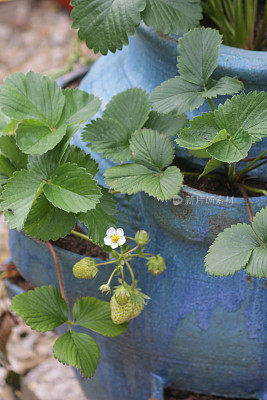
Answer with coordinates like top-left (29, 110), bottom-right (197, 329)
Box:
top-left (241, 184), bottom-right (267, 196)
top-left (243, 159), bottom-right (267, 175)
top-left (208, 98), bottom-right (215, 112)
top-left (228, 162), bottom-right (236, 182)
top-left (124, 260), bottom-right (136, 289)
top-left (71, 230), bottom-right (98, 246)
top-left (238, 149), bottom-right (267, 178)
top-left (107, 268), bottom-right (118, 286)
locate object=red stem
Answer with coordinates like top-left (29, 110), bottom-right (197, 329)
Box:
top-left (237, 184), bottom-right (264, 247)
top-left (47, 241), bottom-right (66, 301)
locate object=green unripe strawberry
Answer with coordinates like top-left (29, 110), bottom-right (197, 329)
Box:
top-left (73, 258), bottom-right (98, 279)
top-left (110, 283), bottom-right (149, 324)
top-left (110, 295), bottom-right (133, 324)
top-left (135, 230), bottom-right (150, 246)
top-left (115, 285), bottom-right (130, 305)
top-left (147, 255), bottom-right (166, 276)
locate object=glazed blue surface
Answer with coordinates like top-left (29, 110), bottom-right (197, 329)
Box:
top-left (73, 24), bottom-right (267, 179)
top-left (9, 186), bottom-right (267, 400)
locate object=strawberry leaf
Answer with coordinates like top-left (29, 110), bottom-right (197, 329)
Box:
top-left (16, 120), bottom-right (66, 155)
top-left (105, 164), bottom-right (183, 201)
top-left (71, 0), bottom-right (146, 55)
top-left (0, 170), bottom-right (44, 230)
top-left (150, 28), bottom-right (243, 114)
top-left (53, 330), bottom-right (99, 379)
top-left (177, 92), bottom-right (266, 162)
top-left (43, 163), bottom-right (102, 213)
top-left (83, 89), bottom-right (150, 162)
top-left (78, 188), bottom-right (117, 245)
top-left (205, 208), bottom-right (267, 278)
top-left (0, 72), bottom-right (65, 127)
top-left (10, 286), bottom-right (68, 332)
top-left (24, 195), bottom-right (76, 241)
top-left (73, 297), bottom-right (127, 336)
top-left (0, 135), bottom-right (28, 170)
top-left (141, 0), bottom-right (202, 34)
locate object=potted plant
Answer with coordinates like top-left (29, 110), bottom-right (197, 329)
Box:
top-left (0, 25), bottom-right (266, 400)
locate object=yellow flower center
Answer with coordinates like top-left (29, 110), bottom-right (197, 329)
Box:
top-left (111, 234), bottom-right (119, 243)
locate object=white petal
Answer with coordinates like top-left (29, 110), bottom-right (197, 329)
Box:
top-left (111, 242), bottom-right (119, 249)
top-left (118, 236), bottom-right (126, 246)
top-left (106, 227), bottom-right (116, 236)
top-left (104, 236), bottom-right (112, 245)
top-left (116, 228), bottom-right (124, 237)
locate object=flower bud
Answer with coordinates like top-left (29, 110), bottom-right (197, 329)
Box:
top-left (99, 284), bottom-right (111, 294)
top-left (73, 258), bottom-right (98, 279)
top-left (135, 230), bottom-right (150, 246)
top-left (147, 255), bottom-right (166, 276)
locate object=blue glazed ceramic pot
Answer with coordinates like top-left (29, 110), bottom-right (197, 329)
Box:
top-left (72, 24), bottom-right (267, 178)
top-left (8, 185), bottom-right (267, 400)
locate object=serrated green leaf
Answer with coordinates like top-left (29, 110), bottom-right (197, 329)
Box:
top-left (0, 135), bottom-right (28, 170)
top-left (53, 330), bottom-right (99, 379)
top-left (204, 77), bottom-right (245, 98)
top-left (24, 195), bottom-right (76, 241)
top-left (177, 92), bottom-right (264, 163)
top-left (105, 164), bottom-right (183, 201)
top-left (141, 0), bottom-right (202, 34)
top-left (0, 174), bottom-right (8, 190)
top-left (252, 207), bottom-right (267, 245)
top-left (61, 88), bottom-right (101, 126)
top-left (207, 129), bottom-right (252, 162)
top-left (103, 88), bottom-right (150, 132)
top-left (83, 118), bottom-right (132, 162)
top-left (205, 210), bottom-right (267, 279)
top-left (62, 146), bottom-right (98, 177)
top-left (0, 109), bottom-right (10, 132)
top-left (205, 223), bottom-right (258, 276)
top-left (11, 286), bottom-right (68, 332)
top-left (130, 128), bottom-right (174, 170)
top-left (0, 72), bottom-right (65, 127)
top-left (177, 113), bottom-right (225, 149)
top-left (43, 163), bottom-right (101, 213)
top-left (73, 297), bottom-right (127, 336)
top-left (0, 170), bottom-right (44, 230)
top-left (0, 154), bottom-right (16, 177)
top-left (71, 0), bottom-right (146, 55)
top-left (27, 147), bottom-right (62, 180)
top-left (246, 247), bottom-right (267, 278)
top-left (145, 110), bottom-right (188, 137)
top-left (150, 28), bottom-right (243, 114)
top-left (78, 188), bottom-right (117, 245)
top-left (214, 91), bottom-right (267, 141)
top-left (199, 158), bottom-right (222, 178)
top-left (177, 27), bottom-right (222, 86)
top-left (16, 120), bottom-right (66, 155)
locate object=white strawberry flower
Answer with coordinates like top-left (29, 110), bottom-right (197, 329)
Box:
top-left (104, 227), bottom-right (126, 249)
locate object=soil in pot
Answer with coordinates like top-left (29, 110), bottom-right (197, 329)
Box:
top-left (173, 157), bottom-right (266, 197)
top-left (52, 226), bottom-right (108, 260)
top-left (164, 388), bottom-right (257, 400)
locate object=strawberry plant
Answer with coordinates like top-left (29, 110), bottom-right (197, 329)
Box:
top-left (0, 22), bottom-right (266, 383)
top-left (83, 27), bottom-right (267, 279)
top-left (0, 72), bottom-right (165, 378)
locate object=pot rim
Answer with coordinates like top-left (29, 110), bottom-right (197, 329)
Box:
top-left (137, 24), bottom-right (267, 69)
top-left (182, 184), bottom-right (266, 205)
